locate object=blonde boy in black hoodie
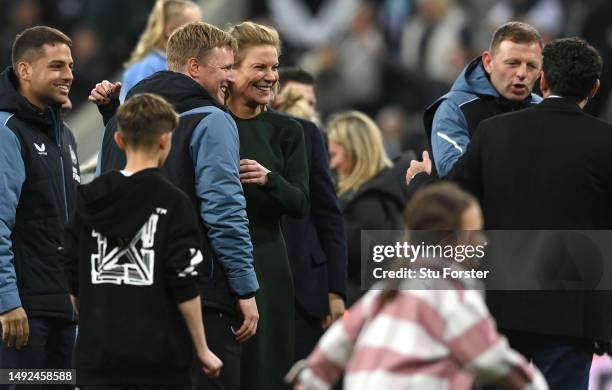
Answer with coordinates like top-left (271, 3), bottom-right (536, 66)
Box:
top-left (60, 93), bottom-right (221, 388)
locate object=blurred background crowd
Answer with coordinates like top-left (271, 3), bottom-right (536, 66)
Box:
top-left (2, 0), bottom-right (612, 164)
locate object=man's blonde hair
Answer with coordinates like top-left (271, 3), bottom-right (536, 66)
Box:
top-left (166, 21), bottom-right (237, 71)
top-left (227, 21), bottom-right (281, 65)
top-left (326, 111), bottom-right (391, 196)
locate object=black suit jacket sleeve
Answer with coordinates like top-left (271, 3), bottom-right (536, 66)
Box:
top-left (447, 123), bottom-right (484, 200)
top-left (310, 126), bottom-right (348, 299)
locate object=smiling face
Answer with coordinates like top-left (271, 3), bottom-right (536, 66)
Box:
top-left (482, 40), bottom-right (542, 102)
top-left (195, 45), bottom-right (235, 105)
top-left (20, 43), bottom-right (73, 109)
top-left (231, 44), bottom-right (279, 110)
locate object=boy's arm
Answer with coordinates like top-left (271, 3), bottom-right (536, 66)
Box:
top-left (165, 194), bottom-right (222, 376)
top-left (178, 295), bottom-right (222, 377)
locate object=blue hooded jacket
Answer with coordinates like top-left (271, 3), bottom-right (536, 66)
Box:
top-left (424, 57), bottom-right (542, 177)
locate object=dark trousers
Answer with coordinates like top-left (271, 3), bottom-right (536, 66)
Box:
top-left (505, 331), bottom-right (593, 390)
top-left (192, 308), bottom-right (241, 390)
top-left (294, 302), bottom-right (324, 361)
top-left (0, 317), bottom-right (75, 390)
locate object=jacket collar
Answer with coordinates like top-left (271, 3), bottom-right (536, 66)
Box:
top-left (536, 97), bottom-right (583, 112)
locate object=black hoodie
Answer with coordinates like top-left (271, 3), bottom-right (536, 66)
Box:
top-left (60, 168), bottom-right (203, 385)
top-left (0, 66), bottom-right (80, 319)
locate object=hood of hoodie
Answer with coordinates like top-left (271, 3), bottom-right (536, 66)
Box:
top-left (341, 156), bottom-right (410, 211)
top-left (76, 168), bottom-right (167, 239)
top-left (126, 70), bottom-right (224, 114)
top-left (0, 66), bottom-right (61, 132)
top-left (450, 57), bottom-right (500, 98)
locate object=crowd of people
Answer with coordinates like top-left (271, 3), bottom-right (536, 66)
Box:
top-left (1, 1), bottom-right (612, 390)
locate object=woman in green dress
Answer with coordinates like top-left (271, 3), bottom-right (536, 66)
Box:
top-left (226, 21), bottom-right (309, 390)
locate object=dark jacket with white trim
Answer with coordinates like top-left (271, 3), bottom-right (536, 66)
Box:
top-left (0, 66), bottom-right (80, 320)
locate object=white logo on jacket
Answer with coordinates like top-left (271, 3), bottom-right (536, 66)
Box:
top-left (90, 210), bottom-right (203, 286)
top-left (91, 213), bottom-right (159, 286)
top-left (69, 144), bottom-right (77, 164)
top-left (34, 142), bottom-right (47, 156)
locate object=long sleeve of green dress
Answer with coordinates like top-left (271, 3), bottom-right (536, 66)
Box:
top-left (262, 120), bottom-right (309, 218)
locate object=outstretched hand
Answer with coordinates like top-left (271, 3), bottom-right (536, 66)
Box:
top-left (406, 151), bottom-right (432, 185)
top-left (88, 80), bottom-right (122, 106)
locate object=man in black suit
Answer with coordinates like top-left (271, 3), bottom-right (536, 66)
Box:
top-left (407, 38), bottom-right (612, 389)
top-left (275, 68), bottom-right (348, 360)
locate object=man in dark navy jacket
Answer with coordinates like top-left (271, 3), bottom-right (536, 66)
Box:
top-left (275, 68), bottom-right (348, 360)
top-left (0, 26), bottom-right (80, 380)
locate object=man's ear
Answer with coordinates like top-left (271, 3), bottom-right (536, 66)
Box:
top-left (185, 57), bottom-right (201, 79)
top-left (539, 70), bottom-right (548, 94)
top-left (482, 51), bottom-right (493, 75)
top-left (113, 131), bottom-right (127, 151)
top-left (589, 79), bottom-right (601, 99)
top-left (17, 61), bottom-right (32, 82)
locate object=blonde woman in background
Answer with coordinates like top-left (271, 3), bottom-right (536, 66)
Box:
top-left (226, 21), bottom-right (309, 390)
top-left (120, 0), bottom-right (201, 101)
top-left (276, 85), bottom-right (317, 123)
top-left (327, 111), bottom-right (408, 304)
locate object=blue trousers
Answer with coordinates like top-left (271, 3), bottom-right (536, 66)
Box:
top-left (0, 317), bottom-right (75, 390)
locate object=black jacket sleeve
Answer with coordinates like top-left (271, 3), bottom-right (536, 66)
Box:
top-left (164, 194), bottom-right (204, 304)
top-left (446, 123), bottom-right (484, 200)
top-left (98, 98), bottom-right (120, 126)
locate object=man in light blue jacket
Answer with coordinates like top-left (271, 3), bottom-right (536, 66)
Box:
top-left (423, 21), bottom-right (544, 177)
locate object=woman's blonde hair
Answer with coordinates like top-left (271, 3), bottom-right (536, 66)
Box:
top-left (125, 0), bottom-right (200, 67)
top-left (326, 111), bottom-right (392, 196)
top-left (277, 85), bottom-right (318, 123)
top-left (226, 21), bottom-right (281, 66)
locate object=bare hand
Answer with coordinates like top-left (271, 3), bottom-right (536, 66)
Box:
top-left (322, 292), bottom-right (345, 329)
top-left (406, 151), bottom-right (432, 184)
top-left (88, 80), bottom-right (121, 106)
top-left (0, 307), bottom-right (29, 349)
top-left (240, 159), bottom-right (271, 186)
top-left (198, 348), bottom-right (223, 378)
top-left (235, 297), bottom-right (259, 342)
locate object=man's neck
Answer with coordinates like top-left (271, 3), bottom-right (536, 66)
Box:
top-left (543, 91), bottom-right (587, 109)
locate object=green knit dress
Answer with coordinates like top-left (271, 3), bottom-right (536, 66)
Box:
top-left (234, 110), bottom-right (309, 390)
